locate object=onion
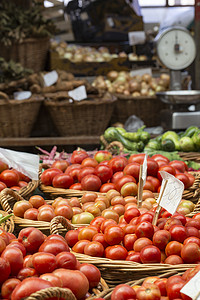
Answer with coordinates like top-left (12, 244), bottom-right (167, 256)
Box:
top-left (142, 73), bottom-right (152, 83)
top-left (132, 91), bottom-right (141, 97)
top-left (160, 73), bottom-right (170, 82)
top-left (129, 81), bottom-right (140, 92)
top-left (107, 71), bottom-right (119, 81)
top-left (128, 53), bottom-right (138, 61)
top-left (140, 88), bottom-right (149, 96)
top-left (139, 55), bottom-right (147, 61)
top-left (124, 90), bottom-right (130, 96)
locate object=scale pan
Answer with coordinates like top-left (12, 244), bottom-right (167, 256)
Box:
top-left (156, 90), bottom-right (200, 104)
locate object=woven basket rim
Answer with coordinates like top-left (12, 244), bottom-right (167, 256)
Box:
top-left (0, 37), bottom-right (50, 46)
top-left (0, 95), bottom-right (44, 105)
top-left (112, 93), bottom-right (158, 100)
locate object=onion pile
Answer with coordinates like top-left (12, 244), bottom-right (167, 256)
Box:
top-left (92, 71), bottom-right (170, 96)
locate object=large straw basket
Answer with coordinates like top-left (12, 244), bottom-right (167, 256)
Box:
top-left (0, 210), bottom-right (14, 233)
top-left (50, 217), bottom-right (196, 288)
top-left (44, 93), bottom-right (116, 136)
top-left (0, 38), bottom-right (50, 72)
top-left (110, 94), bottom-right (166, 126)
top-left (26, 287), bottom-right (76, 300)
top-left (0, 95), bottom-right (43, 137)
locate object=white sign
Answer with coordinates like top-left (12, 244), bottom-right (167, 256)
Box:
top-left (141, 154), bottom-right (147, 186)
top-left (68, 85), bottom-right (87, 101)
top-left (43, 70), bottom-right (58, 87)
top-left (0, 148), bottom-right (39, 180)
top-left (128, 31), bottom-right (146, 46)
top-left (181, 270), bottom-right (200, 299)
top-left (157, 171), bottom-right (184, 215)
top-left (13, 91), bottom-right (32, 101)
top-left (130, 68), bottom-right (152, 77)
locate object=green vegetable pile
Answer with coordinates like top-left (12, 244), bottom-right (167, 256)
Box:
top-left (103, 126), bottom-right (151, 152)
top-left (0, 0), bottom-right (57, 46)
top-left (145, 126), bottom-right (200, 153)
top-left (0, 57), bottom-right (32, 83)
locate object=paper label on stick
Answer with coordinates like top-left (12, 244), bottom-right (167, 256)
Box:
top-left (141, 154), bottom-right (147, 186)
top-left (128, 31), bottom-right (145, 46)
top-left (43, 70), bottom-right (58, 87)
top-left (68, 85), bottom-right (87, 101)
top-left (13, 91), bottom-right (32, 100)
top-left (180, 270), bottom-right (200, 299)
top-left (0, 148), bottom-right (39, 180)
top-left (156, 171), bottom-right (184, 215)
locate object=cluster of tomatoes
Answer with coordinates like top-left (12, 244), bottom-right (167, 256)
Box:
top-left (67, 188), bottom-right (200, 265)
top-left (0, 227), bottom-right (102, 300)
top-left (97, 265), bottom-right (200, 300)
top-left (41, 150), bottom-right (195, 194)
top-left (0, 161), bottom-right (31, 192)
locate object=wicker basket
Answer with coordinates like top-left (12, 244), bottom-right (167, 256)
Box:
top-left (0, 38), bottom-right (50, 72)
top-left (0, 95), bottom-right (43, 137)
top-left (0, 210), bottom-right (15, 233)
top-left (50, 216), bottom-right (196, 287)
top-left (178, 152), bottom-right (200, 164)
top-left (44, 93), bottom-right (116, 136)
top-left (26, 287), bottom-right (76, 300)
top-left (110, 94), bottom-right (167, 127)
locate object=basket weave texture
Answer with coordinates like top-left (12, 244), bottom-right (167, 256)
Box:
top-left (44, 93), bottom-right (116, 136)
top-left (0, 95), bottom-right (43, 137)
top-left (110, 94), bottom-right (166, 126)
top-left (0, 38), bottom-right (50, 72)
top-left (26, 287), bottom-right (76, 300)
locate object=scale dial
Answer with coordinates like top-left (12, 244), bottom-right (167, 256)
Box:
top-left (156, 27), bottom-right (196, 70)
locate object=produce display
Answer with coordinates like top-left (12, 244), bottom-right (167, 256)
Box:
top-left (92, 71), bottom-right (170, 96)
top-left (104, 265), bottom-right (200, 300)
top-left (0, 227), bottom-right (104, 299)
top-left (51, 41), bottom-right (148, 62)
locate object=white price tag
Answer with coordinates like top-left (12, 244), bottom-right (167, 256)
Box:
top-left (141, 154), bottom-right (147, 186)
top-left (128, 31), bottom-right (146, 46)
top-left (0, 148), bottom-right (39, 180)
top-left (181, 270), bottom-right (200, 299)
top-left (43, 70), bottom-right (58, 87)
top-left (13, 91), bottom-right (32, 101)
top-left (68, 85), bottom-right (87, 101)
top-left (130, 68), bottom-right (152, 77)
top-left (157, 171), bottom-right (184, 215)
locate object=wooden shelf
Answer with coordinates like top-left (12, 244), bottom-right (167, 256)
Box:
top-left (0, 136), bottom-right (100, 147)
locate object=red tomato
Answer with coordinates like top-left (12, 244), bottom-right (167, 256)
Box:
top-left (169, 160), bottom-right (187, 173)
top-left (78, 227), bottom-right (98, 241)
top-left (123, 234), bottom-right (137, 251)
top-left (164, 254), bottom-right (184, 264)
top-left (151, 154), bottom-right (169, 163)
top-left (146, 158), bottom-right (159, 177)
top-left (135, 221), bottom-right (154, 239)
top-left (121, 182), bottom-right (138, 197)
top-left (65, 164), bottom-right (82, 182)
top-left (52, 173), bottom-right (74, 189)
top-left (134, 237), bottom-right (153, 252)
top-left (81, 174), bottom-right (101, 191)
top-left (165, 241), bottom-right (183, 257)
top-left (183, 236), bottom-right (200, 246)
top-left (81, 157), bottom-right (98, 168)
top-left (29, 195), bottom-right (46, 209)
top-left (1, 247), bottom-right (23, 275)
top-left (142, 180), bottom-right (155, 192)
top-left (104, 225), bottom-right (124, 245)
top-left (181, 242), bottom-right (200, 263)
top-left (140, 245), bottom-right (161, 263)
top-left (78, 263), bottom-right (101, 289)
top-left (32, 252), bottom-right (57, 274)
top-left (146, 176), bottom-right (161, 192)
top-left (40, 168), bottom-right (62, 186)
top-left (39, 239), bottom-right (69, 256)
top-left (128, 154), bottom-right (147, 164)
top-left (124, 208), bottom-right (140, 223)
top-left (0, 170), bottom-right (19, 187)
top-left (157, 165), bottom-right (176, 181)
top-left (154, 278), bottom-right (167, 296)
top-left (169, 225), bottom-right (187, 243)
top-left (123, 162), bottom-right (140, 182)
top-left (56, 251), bottom-right (77, 270)
top-left (152, 230), bottom-right (171, 250)
top-left (53, 268), bottom-right (89, 300)
top-left (54, 204), bottom-right (73, 220)
top-left (115, 175), bottom-right (136, 192)
top-left (164, 218), bottom-right (182, 231)
top-left (0, 181), bottom-right (7, 191)
top-left (175, 173), bottom-right (191, 189)
top-left (24, 208), bottom-right (38, 220)
top-left (105, 245), bottom-right (128, 260)
top-left (78, 167), bottom-right (95, 182)
top-left (167, 281), bottom-right (185, 300)
top-left (94, 165), bottom-right (113, 183)
top-left (185, 172), bottom-right (195, 187)
top-left (111, 284), bottom-right (136, 300)
top-left (18, 228), bottom-right (45, 253)
top-left (0, 161), bottom-right (8, 173)
top-left (11, 277), bottom-right (53, 300)
top-left (52, 160), bottom-right (69, 172)
top-left (108, 156), bottom-right (128, 173)
top-left (99, 182), bottom-right (116, 193)
top-left (7, 241), bottom-right (26, 257)
top-left (84, 241), bottom-right (104, 257)
top-left (1, 278), bottom-right (21, 299)
top-left (70, 183), bottom-right (82, 190)
top-left (72, 240), bottom-right (90, 254)
top-left (0, 257), bottom-right (11, 284)
top-left (111, 171), bottom-right (124, 184)
top-left (70, 150), bottom-right (89, 164)
top-left (126, 251), bottom-right (142, 263)
top-left (136, 283), bottom-right (161, 300)
top-left (17, 267), bottom-right (38, 281)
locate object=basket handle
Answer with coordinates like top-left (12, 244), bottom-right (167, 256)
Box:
top-left (26, 287), bottom-right (76, 300)
top-left (50, 216), bottom-right (74, 235)
top-left (0, 188), bottom-right (25, 213)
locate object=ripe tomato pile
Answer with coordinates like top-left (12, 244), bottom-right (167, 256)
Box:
top-left (69, 195), bottom-right (200, 264)
top-left (0, 227), bottom-right (101, 299)
top-left (41, 150), bottom-right (195, 193)
top-left (98, 264), bottom-right (200, 300)
top-left (0, 161), bottom-right (30, 191)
